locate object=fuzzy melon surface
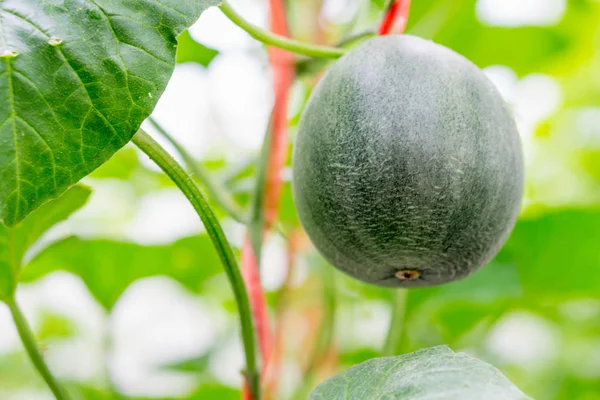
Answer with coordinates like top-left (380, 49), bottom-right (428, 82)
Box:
top-left (292, 35), bottom-right (524, 288)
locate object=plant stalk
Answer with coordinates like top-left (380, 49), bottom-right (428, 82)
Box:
top-left (379, 0), bottom-right (412, 35)
top-left (7, 299), bottom-right (71, 400)
top-left (219, 1), bottom-right (345, 59)
top-left (241, 0), bottom-right (298, 397)
top-left (241, 0), bottom-right (296, 397)
top-left (132, 129), bottom-right (260, 399)
top-left (241, 237), bottom-right (273, 366)
top-left (382, 289), bottom-right (408, 356)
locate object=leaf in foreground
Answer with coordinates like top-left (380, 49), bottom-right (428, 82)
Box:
top-left (0, 0), bottom-right (220, 226)
top-left (309, 345), bottom-right (532, 400)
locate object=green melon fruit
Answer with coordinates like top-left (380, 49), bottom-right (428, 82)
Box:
top-left (292, 35), bottom-right (524, 288)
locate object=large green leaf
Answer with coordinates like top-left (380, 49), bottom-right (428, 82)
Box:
top-left (0, 0), bottom-right (220, 226)
top-left (400, 262), bottom-right (523, 350)
top-left (309, 346), bottom-right (531, 400)
top-left (0, 184), bottom-right (91, 301)
top-left (498, 208), bottom-right (600, 300)
top-left (408, 0), bottom-right (599, 76)
top-left (21, 235), bottom-right (223, 310)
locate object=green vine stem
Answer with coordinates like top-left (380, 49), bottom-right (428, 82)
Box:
top-left (219, 1), bottom-right (346, 59)
top-left (296, 31), bottom-right (376, 77)
top-left (382, 289), bottom-right (408, 356)
top-left (147, 117), bottom-right (248, 224)
top-left (132, 129), bottom-right (260, 399)
top-left (7, 299), bottom-right (71, 400)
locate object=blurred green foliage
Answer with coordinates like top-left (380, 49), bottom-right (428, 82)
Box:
top-left (2, 0), bottom-right (600, 399)
top-left (21, 235), bottom-right (224, 310)
top-left (0, 186), bottom-right (92, 301)
top-left (176, 31), bottom-right (220, 66)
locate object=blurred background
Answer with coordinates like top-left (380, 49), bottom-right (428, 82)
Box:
top-left (1, 0), bottom-right (600, 399)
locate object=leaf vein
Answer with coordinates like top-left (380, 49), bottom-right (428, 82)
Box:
top-left (3, 56), bottom-right (23, 221)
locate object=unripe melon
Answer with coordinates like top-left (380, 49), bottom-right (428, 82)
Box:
top-left (292, 35), bottom-right (524, 288)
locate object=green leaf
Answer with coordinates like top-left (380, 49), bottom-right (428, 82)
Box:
top-left (278, 181), bottom-right (300, 228)
top-left (160, 354), bottom-right (211, 373)
top-left (176, 30), bottom-right (219, 67)
top-left (188, 384), bottom-right (240, 400)
top-left (408, 0), bottom-right (600, 76)
top-left (498, 208), bottom-right (600, 300)
top-left (336, 266), bottom-right (520, 356)
top-left (88, 145), bottom-right (139, 180)
top-left (371, 0), bottom-right (390, 10)
top-left (37, 311), bottom-right (77, 341)
top-left (0, 352), bottom-right (41, 390)
top-left (339, 348), bottom-right (380, 369)
top-left (74, 384), bottom-right (240, 400)
top-left (309, 346), bottom-right (531, 400)
top-left (373, 262), bottom-right (524, 354)
top-left (21, 235), bottom-right (223, 310)
top-left (0, 184), bottom-right (91, 301)
top-left (0, 0), bottom-right (221, 226)
top-left (408, 261), bottom-right (523, 307)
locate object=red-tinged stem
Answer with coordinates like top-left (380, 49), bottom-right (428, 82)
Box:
top-left (263, 84), bottom-right (292, 228)
top-left (242, 237), bottom-right (274, 364)
top-left (261, 0), bottom-right (295, 374)
top-left (243, 382), bottom-right (253, 400)
top-left (242, 1), bottom-right (294, 399)
top-left (264, 2), bottom-right (295, 228)
top-left (378, 0), bottom-right (412, 35)
top-left (241, 237), bottom-right (273, 400)
top-left (269, 0), bottom-right (290, 37)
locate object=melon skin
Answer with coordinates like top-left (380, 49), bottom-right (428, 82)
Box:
top-left (292, 35), bottom-right (524, 288)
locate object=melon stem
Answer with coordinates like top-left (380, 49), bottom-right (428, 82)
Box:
top-left (219, 1), bottom-right (345, 59)
top-left (7, 298), bottom-right (71, 400)
top-left (383, 289), bottom-right (409, 356)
